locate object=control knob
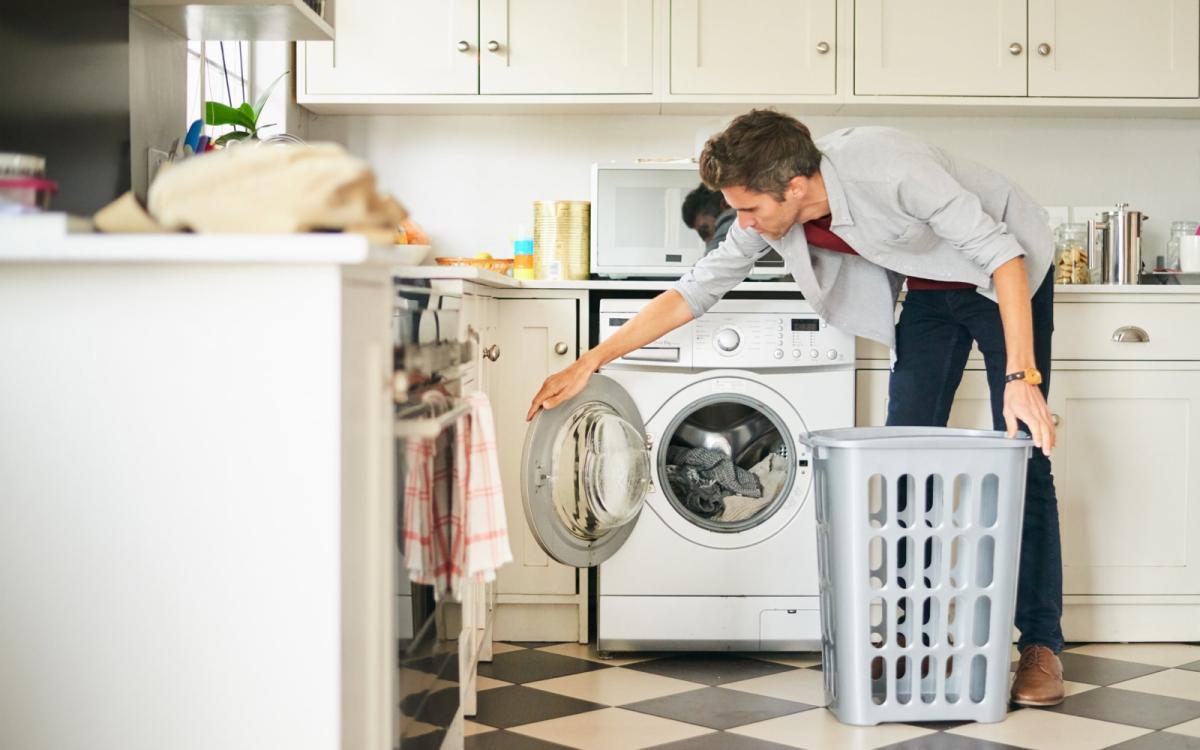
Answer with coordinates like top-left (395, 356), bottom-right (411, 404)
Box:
top-left (715, 328), bottom-right (741, 352)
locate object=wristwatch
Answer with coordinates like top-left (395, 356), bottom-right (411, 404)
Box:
top-left (1005, 368), bottom-right (1043, 386)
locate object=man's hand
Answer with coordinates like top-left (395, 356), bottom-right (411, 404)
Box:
top-left (1003, 380), bottom-right (1055, 455)
top-left (525, 355), bottom-right (599, 422)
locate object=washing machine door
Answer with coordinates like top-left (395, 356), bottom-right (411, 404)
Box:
top-left (521, 374), bottom-right (651, 567)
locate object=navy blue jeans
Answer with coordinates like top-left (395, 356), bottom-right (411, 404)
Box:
top-left (885, 268), bottom-right (1064, 653)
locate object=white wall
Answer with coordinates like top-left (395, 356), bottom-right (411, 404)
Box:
top-left (307, 112), bottom-right (1200, 266)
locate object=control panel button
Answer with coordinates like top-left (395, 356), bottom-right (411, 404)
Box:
top-left (774, 349), bottom-right (784, 359)
top-left (810, 348), bottom-right (820, 359)
top-left (715, 328), bottom-right (740, 352)
top-left (826, 349), bottom-right (838, 360)
top-left (792, 349), bottom-right (802, 358)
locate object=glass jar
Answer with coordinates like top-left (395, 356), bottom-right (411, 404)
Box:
top-left (1054, 222), bottom-right (1091, 284)
top-left (1165, 221), bottom-right (1200, 271)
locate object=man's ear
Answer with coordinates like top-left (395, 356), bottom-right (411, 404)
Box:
top-left (786, 174), bottom-right (808, 200)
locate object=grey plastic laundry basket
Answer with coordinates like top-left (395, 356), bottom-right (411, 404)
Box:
top-left (800, 427), bottom-right (1033, 726)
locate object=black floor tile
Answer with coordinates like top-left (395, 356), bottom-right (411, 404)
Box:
top-left (648, 731), bottom-right (799, 749)
top-left (1100, 732), bottom-right (1200, 750)
top-left (1010, 653), bottom-right (1164, 686)
top-left (478, 649), bottom-right (611, 684)
top-left (1038, 687), bottom-right (1200, 730)
top-left (507, 641), bottom-right (563, 649)
top-left (471, 685), bottom-right (607, 729)
top-left (626, 653), bottom-right (796, 686)
top-left (624, 686), bottom-right (814, 730)
top-left (877, 734), bottom-right (1030, 750)
top-left (1179, 661), bottom-right (1200, 673)
top-left (465, 728), bottom-right (576, 750)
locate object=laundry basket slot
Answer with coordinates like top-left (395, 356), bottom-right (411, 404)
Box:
top-left (801, 427), bottom-right (1032, 726)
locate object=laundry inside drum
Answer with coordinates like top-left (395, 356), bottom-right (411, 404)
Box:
top-left (662, 400), bottom-right (792, 528)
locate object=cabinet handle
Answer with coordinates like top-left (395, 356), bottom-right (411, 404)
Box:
top-left (483, 344), bottom-right (501, 361)
top-left (816, 41), bottom-right (830, 55)
top-left (1111, 325), bottom-right (1149, 343)
top-left (486, 40), bottom-right (501, 52)
top-left (1009, 42), bottom-right (1023, 55)
top-left (554, 341), bottom-right (569, 355)
top-left (456, 40), bottom-right (471, 52)
top-left (1037, 43), bottom-right (1052, 56)
top-left (1051, 414), bottom-right (1060, 427)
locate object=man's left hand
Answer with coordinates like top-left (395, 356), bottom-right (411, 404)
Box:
top-left (1003, 380), bottom-right (1055, 456)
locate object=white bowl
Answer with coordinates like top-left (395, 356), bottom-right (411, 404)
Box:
top-left (393, 244), bottom-right (433, 266)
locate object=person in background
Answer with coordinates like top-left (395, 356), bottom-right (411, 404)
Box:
top-left (528, 109), bottom-right (1064, 708)
top-left (682, 184), bottom-right (736, 252)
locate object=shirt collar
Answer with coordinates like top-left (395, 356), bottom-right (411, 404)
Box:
top-left (819, 154), bottom-right (854, 228)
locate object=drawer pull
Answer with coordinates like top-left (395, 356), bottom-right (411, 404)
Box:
top-left (1111, 326), bottom-right (1149, 343)
top-left (1051, 414), bottom-right (1060, 427)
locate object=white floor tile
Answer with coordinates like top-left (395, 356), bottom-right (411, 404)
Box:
top-left (490, 641), bottom-right (526, 655)
top-left (536, 641), bottom-right (653, 667)
top-left (526, 667), bottom-right (703, 706)
top-left (948, 707), bottom-right (1150, 750)
top-left (1111, 669), bottom-right (1200, 702)
top-left (475, 675), bottom-right (510, 691)
top-left (754, 653), bottom-right (823, 669)
top-left (463, 720), bottom-right (496, 737)
top-left (729, 707), bottom-right (935, 750)
top-left (1165, 716), bottom-right (1200, 738)
top-left (1064, 643), bottom-right (1200, 668)
top-left (724, 668), bottom-right (829, 707)
top-left (510, 707), bottom-right (713, 750)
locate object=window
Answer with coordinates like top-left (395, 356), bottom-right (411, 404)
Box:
top-left (186, 41), bottom-right (250, 146)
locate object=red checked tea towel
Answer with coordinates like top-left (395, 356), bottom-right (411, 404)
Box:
top-left (402, 393), bottom-right (460, 597)
top-left (454, 392), bottom-right (513, 584)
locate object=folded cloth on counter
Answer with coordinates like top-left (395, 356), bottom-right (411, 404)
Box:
top-left (402, 392), bottom-right (459, 598)
top-left (453, 391), bottom-right (513, 586)
top-left (719, 453), bottom-right (790, 523)
top-left (664, 446), bottom-right (762, 519)
top-left (146, 142), bottom-right (407, 241)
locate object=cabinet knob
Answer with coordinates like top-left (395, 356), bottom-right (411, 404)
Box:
top-left (1037, 43), bottom-right (1052, 56)
top-left (1112, 325), bottom-right (1149, 343)
top-left (554, 341), bottom-right (569, 355)
top-left (816, 41), bottom-right (830, 55)
top-left (1052, 414), bottom-right (1061, 427)
top-left (483, 344), bottom-right (501, 361)
top-left (486, 40), bottom-right (501, 52)
top-left (1008, 42), bottom-right (1023, 56)
top-left (456, 40), bottom-right (471, 52)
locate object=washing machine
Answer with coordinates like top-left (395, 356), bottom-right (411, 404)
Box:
top-left (520, 298), bottom-right (854, 652)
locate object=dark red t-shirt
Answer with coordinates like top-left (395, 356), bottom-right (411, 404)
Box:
top-left (802, 215), bottom-right (973, 291)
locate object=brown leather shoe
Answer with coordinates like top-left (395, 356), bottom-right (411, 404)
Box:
top-left (1011, 645), bottom-right (1065, 706)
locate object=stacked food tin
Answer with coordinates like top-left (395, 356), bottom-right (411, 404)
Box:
top-left (533, 200), bottom-right (590, 280)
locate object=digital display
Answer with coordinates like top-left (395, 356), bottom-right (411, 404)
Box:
top-left (791, 319), bottom-right (820, 332)
top-left (609, 317), bottom-right (630, 326)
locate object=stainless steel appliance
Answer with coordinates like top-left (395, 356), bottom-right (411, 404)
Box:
top-left (391, 280), bottom-right (471, 748)
top-left (590, 161), bottom-right (787, 279)
top-left (1092, 203), bottom-right (1150, 285)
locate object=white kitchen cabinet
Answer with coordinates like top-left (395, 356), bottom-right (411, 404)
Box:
top-left (670, 0), bottom-right (836, 95)
top-left (489, 297), bottom-right (580, 596)
top-left (299, 0), bottom-right (652, 99)
top-left (480, 0), bottom-right (654, 94)
top-left (1028, 0), bottom-right (1199, 98)
top-left (301, 0), bottom-right (478, 95)
top-left (856, 293), bottom-right (1200, 641)
top-left (854, 0), bottom-right (1027, 96)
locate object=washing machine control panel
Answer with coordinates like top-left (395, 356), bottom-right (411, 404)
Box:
top-left (599, 299), bottom-right (855, 369)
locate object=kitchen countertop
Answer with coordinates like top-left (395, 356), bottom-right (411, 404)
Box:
top-left (0, 232), bottom-right (399, 265)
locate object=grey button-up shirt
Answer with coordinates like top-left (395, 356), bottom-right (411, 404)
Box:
top-left (672, 126), bottom-right (1053, 348)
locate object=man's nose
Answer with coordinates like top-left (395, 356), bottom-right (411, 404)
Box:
top-left (738, 213), bottom-right (754, 229)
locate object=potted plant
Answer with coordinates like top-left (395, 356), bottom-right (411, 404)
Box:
top-left (203, 71), bottom-right (288, 146)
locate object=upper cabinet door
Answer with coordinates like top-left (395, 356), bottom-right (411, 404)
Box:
top-left (479, 0), bottom-right (653, 94)
top-left (855, 0), bottom-right (1027, 96)
top-left (1028, 0), bottom-right (1199, 98)
top-left (301, 0), bottom-right (478, 96)
top-left (670, 0), bottom-right (836, 95)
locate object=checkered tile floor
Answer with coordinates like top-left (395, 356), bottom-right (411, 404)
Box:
top-left (464, 642), bottom-right (1200, 750)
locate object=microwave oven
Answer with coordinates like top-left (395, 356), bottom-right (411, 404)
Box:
top-left (589, 161), bottom-right (787, 279)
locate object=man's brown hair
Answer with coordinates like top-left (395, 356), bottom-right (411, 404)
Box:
top-left (698, 109), bottom-right (822, 199)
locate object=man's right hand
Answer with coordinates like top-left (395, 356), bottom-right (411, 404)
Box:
top-left (525, 355), bottom-right (599, 422)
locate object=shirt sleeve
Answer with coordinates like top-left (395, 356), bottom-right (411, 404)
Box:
top-left (671, 220), bottom-right (770, 318)
top-left (893, 153), bottom-right (1026, 275)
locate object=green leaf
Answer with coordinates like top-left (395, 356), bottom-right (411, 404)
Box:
top-left (237, 102), bottom-right (257, 128)
top-left (204, 101), bottom-right (256, 130)
top-left (252, 71), bottom-right (289, 120)
top-left (214, 130), bottom-right (253, 146)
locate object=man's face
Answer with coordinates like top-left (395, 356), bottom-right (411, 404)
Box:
top-left (692, 213), bottom-right (718, 244)
top-left (722, 180), bottom-right (805, 240)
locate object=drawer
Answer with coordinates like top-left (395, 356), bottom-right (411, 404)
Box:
top-left (1053, 303), bottom-right (1200, 361)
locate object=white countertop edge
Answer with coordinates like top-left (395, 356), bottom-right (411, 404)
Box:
top-left (0, 233), bottom-right (410, 265)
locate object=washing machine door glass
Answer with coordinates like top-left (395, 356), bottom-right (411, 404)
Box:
top-left (521, 374), bottom-right (650, 567)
